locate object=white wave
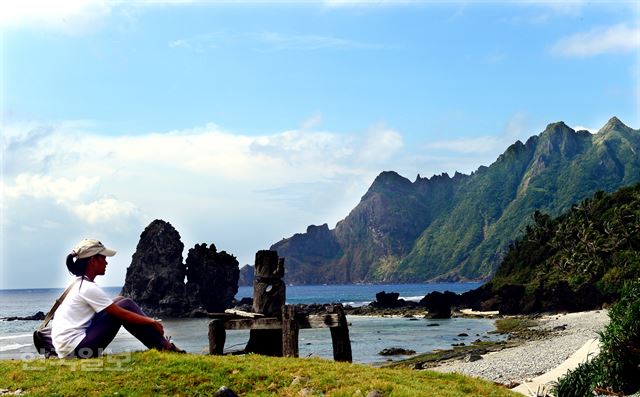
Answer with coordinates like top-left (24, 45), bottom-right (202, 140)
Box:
top-left (0, 333), bottom-right (32, 340)
top-left (400, 295), bottom-right (424, 302)
top-left (0, 343), bottom-right (31, 352)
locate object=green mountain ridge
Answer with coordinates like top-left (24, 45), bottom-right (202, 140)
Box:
top-left (271, 117), bottom-right (640, 284)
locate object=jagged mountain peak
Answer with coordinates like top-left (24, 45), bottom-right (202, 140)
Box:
top-left (366, 171), bottom-right (413, 196)
top-left (598, 116), bottom-right (633, 134)
top-left (373, 170), bottom-right (409, 184)
top-left (541, 120), bottom-right (575, 136)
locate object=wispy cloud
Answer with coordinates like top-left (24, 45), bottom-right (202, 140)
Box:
top-left (169, 31), bottom-right (381, 52)
top-left (323, 0), bottom-right (420, 8)
top-left (551, 23), bottom-right (640, 57)
top-left (257, 31), bottom-right (378, 51)
top-left (357, 123), bottom-right (404, 163)
top-left (0, 0), bottom-right (119, 33)
top-left (424, 136), bottom-right (503, 155)
top-left (423, 111), bottom-right (534, 156)
top-left (301, 112), bottom-right (323, 130)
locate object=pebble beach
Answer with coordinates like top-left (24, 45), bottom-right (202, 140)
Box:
top-left (433, 310), bottom-right (610, 385)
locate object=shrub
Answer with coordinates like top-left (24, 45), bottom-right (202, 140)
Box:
top-left (553, 279), bottom-right (640, 396)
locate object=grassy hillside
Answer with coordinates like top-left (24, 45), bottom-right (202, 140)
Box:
top-left (0, 351), bottom-right (518, 396)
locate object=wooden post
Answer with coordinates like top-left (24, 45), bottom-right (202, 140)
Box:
top-left (328, 304), bottom-right (352, 362)
top-left (208, 319), bottom-right (226, 355)
top-left (245, 250), bottom-right (286, 356)
top-left (252, 251), bottom-right (285, 316)
top-left (282, 305), bottom-right (299, 358)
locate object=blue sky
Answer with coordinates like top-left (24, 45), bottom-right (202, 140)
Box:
top-left (1, 0), bottom-right (639, 289)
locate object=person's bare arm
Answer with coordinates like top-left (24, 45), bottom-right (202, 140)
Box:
top-left (104, 303), bottom-right (164, 335)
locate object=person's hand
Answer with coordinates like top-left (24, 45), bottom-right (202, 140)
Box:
top-left (151, 320), bottom-right (164, 336)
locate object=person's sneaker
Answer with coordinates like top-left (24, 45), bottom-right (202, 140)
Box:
top-left (162, 336), bottom-right (186, 353)
top-left (167, 342), bottom-right (186, 354)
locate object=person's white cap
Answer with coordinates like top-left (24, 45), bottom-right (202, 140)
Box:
top-left (73, 239), bottom-right (117, 259)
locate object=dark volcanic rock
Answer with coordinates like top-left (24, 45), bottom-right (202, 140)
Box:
top-left (378, 347), bottom-right (416, 356)
top-left (185, 243), bottom-right (239, 313)
top-left (121, 220), bottom-right (187, 317)
top-left (420, 291), bottom-right (459, 318)
top-left (3, 311), bottom-right (45, 321)
top-left (370, 290), bottom-right (419, 309)
top-left (121, 219), bottom-right (241, 317)
top-left (373, 291), bottom-right (401, 307)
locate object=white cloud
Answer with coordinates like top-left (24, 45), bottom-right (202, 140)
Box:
top-left (357, 123), bottom-right (403, 163)
top-left (574, 125), bottom-right (596, 133)
top-left (73, 198), bottom-right (138, 224)
top-left (551, 23), bottom-right (640, 57)
top-left (0, 0), bottom-right (116, 33)
top-left (2, 118), bottom-right (410, 287)
top-left (3, 174), bottom-right (99, 203)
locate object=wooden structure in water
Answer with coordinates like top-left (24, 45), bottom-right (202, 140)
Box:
top-left (208, 250), bottom-right (352, 362)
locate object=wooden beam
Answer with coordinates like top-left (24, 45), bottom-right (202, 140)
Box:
top-left (224, 309), bottom-right (265, 318)
top-left (223, 314), bottom-right (343, 330)
top-left (300, 314), bottom-right (341, 328)
top-left (225, 318), bottom-right (282, 330)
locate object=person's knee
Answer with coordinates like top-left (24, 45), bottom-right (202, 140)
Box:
top-left (116, 297), bottom-right (136, 310)
top-left (114, 297), bottom-right (147, 316)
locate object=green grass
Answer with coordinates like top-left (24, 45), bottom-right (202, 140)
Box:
top-left (384, 340), bottom-right (509, 370)
top-left (0, 350), bottom-right (519, 396)
top-left (493, 317), bottom-right (537, 334)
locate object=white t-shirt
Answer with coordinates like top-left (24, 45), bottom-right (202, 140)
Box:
top-left (51, 277), bottom-right (114, 358)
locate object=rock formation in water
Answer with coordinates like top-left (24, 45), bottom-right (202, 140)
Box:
top-left (121, 219), bottom-right (240, 317)
top-left (185, 243), bottom-right (239, 313)
top-left (121, 220), bottom-right (188, 316)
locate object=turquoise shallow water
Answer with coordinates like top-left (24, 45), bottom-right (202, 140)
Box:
top-left (0, 283), bottom-right (502, 363)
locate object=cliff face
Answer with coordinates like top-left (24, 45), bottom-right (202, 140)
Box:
top-left (121, 220), bottom-right (239, 317)
top-left (272, 117), bottom-right (640, 284)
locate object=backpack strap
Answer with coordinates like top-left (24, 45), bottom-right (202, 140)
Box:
top-left (37, 278), bottom-right (80, 331)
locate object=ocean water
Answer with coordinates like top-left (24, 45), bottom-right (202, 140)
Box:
top-left (0, 283), bottom-right (503, 364)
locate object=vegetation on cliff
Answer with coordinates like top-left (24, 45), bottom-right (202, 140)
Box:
top-left (478, 183), bottom-right (640, 312)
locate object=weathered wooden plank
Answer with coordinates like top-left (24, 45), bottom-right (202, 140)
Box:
top-left (282, 305), bottom-right (299, 358)
top-left (225, 318), bottom-right (282, 330)
top-left (299, 314), bottom-right (341, 329)
top-left (223, 314), bottom-right (342, 330)
top-left (224, 309), bottom-right (265, 318)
